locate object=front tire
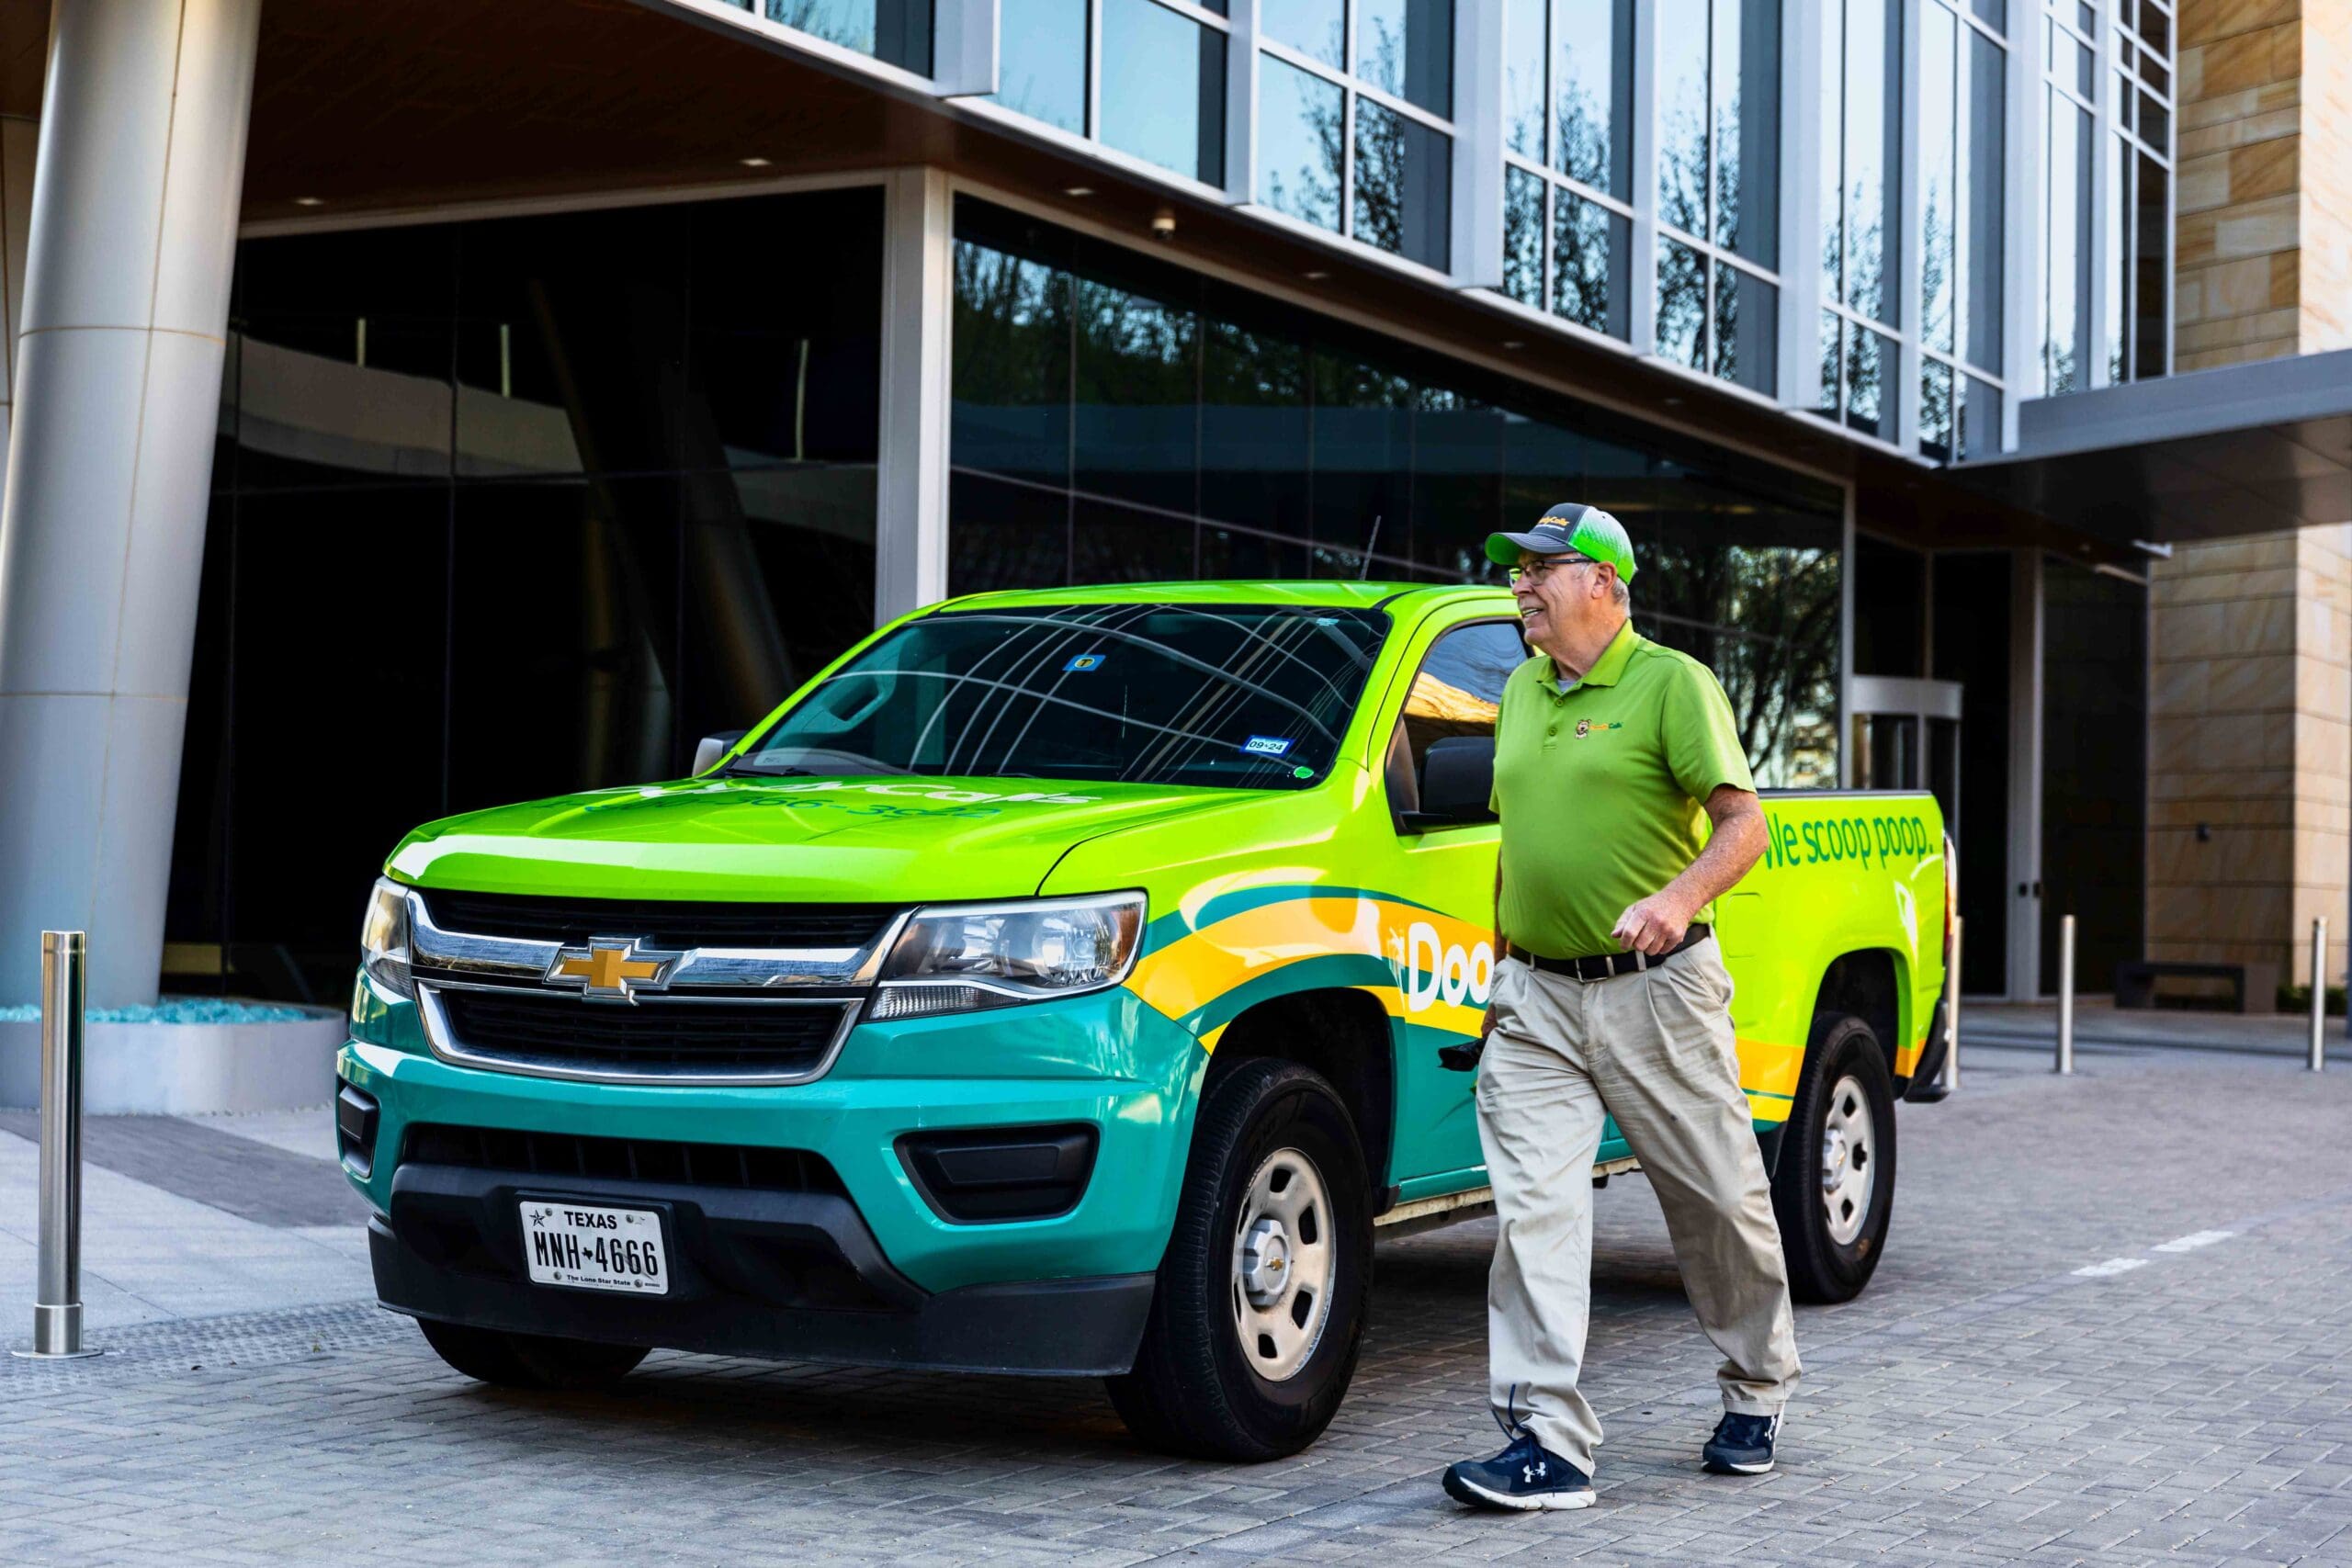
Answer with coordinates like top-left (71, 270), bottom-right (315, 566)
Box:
top-left (1107, 1059), bottom-right (1372, 1461)
top-left (417, 1318), bottom-right (649, 1391)
top-left (1770, 1011), bottom-right (1897, 1303)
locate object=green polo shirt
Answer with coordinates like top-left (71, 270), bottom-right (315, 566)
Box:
top-left (1489, 620), bottom-right (1755, 961)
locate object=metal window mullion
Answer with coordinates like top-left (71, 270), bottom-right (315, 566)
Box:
top-left (1782, 0), bottom-right (1826, 410)
top-left (2002, 5), bottom-right (2044, 438)
top-left (1226, 0), bottom-right (1260, 206)
top-left (1541, 175), bottom-right (1555, 310)
top-left (1143, 0), bottom-right (1231, 31)
top-left (932, 0), bottom-right (1001, 96)
top-left (2085, 3), bottom-right (2117, 389)
top-left (1453, 0), bottom-right (1503, 287)
top-left (1086, 0), bottom-right (1104, 139)
top-left (1629, 0), bottom-right (1660, 355)
top-left (1895, 0), bottom-right (1925, 450)
top-left (1255, 35), bottom-right (1348, 85)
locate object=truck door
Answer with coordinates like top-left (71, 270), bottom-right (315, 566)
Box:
top-left (1368, 616), bottom-right (1526, 1195)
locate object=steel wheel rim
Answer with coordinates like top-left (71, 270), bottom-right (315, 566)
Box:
top-left (1819, 1074), bottom-right (1876, 1247)
top-left (1229, 1145), bottom-right (1335, 1382)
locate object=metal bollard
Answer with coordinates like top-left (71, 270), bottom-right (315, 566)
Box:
top-left (2055, 914), bottom-right (2075, 1075)
top-left (14, 931), bottom-right (100, 1359)
top-left (1942, 917), bottom-right (1962, 1093)
top-left (2311, 917), bottom-right (2328, 1074)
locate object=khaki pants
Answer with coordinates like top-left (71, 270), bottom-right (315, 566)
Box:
top-left (1474, 944), bottom-right (1800, 1474)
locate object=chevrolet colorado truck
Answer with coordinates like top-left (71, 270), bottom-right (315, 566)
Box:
top-left (337, 581), bottom-right (1951, 1460)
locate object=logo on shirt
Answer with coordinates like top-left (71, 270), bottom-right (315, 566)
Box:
top-left (1571, 718), bottom-right (1623, 739)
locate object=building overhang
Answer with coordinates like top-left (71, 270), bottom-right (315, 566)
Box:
top-left (1953, 350), bottom-right (2352, 547)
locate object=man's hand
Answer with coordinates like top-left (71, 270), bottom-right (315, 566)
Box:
top-left (1612, 891), bottom-right (1694, 957)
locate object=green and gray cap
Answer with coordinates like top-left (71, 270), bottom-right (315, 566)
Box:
top-left (1483, 502), bottom-right (1636, 582)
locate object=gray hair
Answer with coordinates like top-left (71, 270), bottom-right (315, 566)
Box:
top-left (1610, 576), bottom-right (1630, 608)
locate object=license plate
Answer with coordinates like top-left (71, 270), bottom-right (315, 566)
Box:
top-left (518, 1201), bottom-right (669, 1295)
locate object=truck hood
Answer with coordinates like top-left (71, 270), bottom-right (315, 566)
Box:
top-left (385, 775), bottom-right (1225, 903)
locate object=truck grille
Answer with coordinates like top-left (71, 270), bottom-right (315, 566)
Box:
top-left (433, 987), bottom-right (854, 1081)
top-left (417, 889), bottom-right (900, 952)
top-left (402, 1123), bottom-right (846, 1194)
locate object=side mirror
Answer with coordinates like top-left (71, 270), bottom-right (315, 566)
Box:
top-left (693, 729), bottom-right (749, 777)
top-left (1398, 736), bottom-right (1496, 832)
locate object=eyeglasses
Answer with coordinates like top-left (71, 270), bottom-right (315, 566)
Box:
top-left (1507, 555), bottom-right (1595, 585)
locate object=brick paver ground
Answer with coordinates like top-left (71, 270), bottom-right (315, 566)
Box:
top-left (6, 1037), bottom-right (2352, 1566)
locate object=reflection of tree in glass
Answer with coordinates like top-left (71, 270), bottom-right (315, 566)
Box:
top-left (765, 0), bottom-right (875, 53)
top-left (1553, 196), bottom-right (1614, 333)
top-left (1074, 279), bottom-right (1194, 403)
top-left (1557, 83), bottom-right (1613, 193)
top-left (1657, 243), bottom-right (1707, 368)
top-left (1645, 542), bottom-right (1840, 788)
top-left (1267, 70), bottom-right (1343, 230)
top-left (1504, 169), bottom-right (1544, 307)
top-left (1711, 266), bottom-right (1739, 380)
top-left (953, 243), bottom-right (1069, 407)
top-left (1657, 96), bottom-right (1707, 239)
top-left (1920, 190), bottom-right (1951, 349)
top-left (1348, 31), bottom-right (1407, 254)
top-left (1712, 90), bottom-right (1743, 254)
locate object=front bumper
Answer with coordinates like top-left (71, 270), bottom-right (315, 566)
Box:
top-left (341, 983), bottom-right (1203, 1371)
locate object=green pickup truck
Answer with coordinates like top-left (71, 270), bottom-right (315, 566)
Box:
top-left (337, 581), bottom-right (1951, 1460)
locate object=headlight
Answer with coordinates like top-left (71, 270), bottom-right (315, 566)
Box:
top-left (869, 892), bottom-right (1147, 1021)
top-left (359, 877), bottom-right (415, 1001)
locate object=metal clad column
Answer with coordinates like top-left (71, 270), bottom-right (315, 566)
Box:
top-left (0, 0), bottom-right (262, 1008)
top-left (873, 167), bottom-right (953, 626)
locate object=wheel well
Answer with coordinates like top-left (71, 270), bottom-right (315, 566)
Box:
top-left (1814, 950), bottom-right (1902, 1083)
top-left (1204, 989), bottom-right (1395, 1186)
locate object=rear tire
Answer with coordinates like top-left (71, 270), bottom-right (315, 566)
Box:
top-left (1107, 1059), bottom-right (1372, 1461)
top-left (1770, 1011), bottom-right (1897, 1303)
top-left (417, 1318), bottom-right (648, 1391)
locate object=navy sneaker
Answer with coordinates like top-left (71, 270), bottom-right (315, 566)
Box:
top-left (1702, 1410), bottom-right (1781, 1474)
top-left (1442, 1429), bottom-right (1595, 1512)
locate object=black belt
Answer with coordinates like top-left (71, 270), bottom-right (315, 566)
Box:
top-left (1521, 925), bottom-right (1711, 983)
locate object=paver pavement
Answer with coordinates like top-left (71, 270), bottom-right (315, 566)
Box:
top-left (5, 1035), bottom-right (2352, 1566)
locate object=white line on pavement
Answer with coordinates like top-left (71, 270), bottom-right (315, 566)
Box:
top-left (2073, 1258), bottom-right (2151, 1278)
top-left (2151, 1230), bottom-right (2235, 1253)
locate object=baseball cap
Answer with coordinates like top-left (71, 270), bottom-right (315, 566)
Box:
top-left (1483, 502), bottom-right (1637, 581)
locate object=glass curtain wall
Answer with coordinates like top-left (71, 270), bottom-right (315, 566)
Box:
top-left (1916, 0), bottom-right (2007, 459)
top-left (1816, 0), bottom-right (1903, 442)
top-left (948, 196), bottom-right (1842, 784)
top-left (726, 0), bottom-right (936, 73)
top-left (1654, 0), bottom-right (1782, 395)
top-left (166, 189), bottom-right (885, 1003)
top-left (1256, 0), bottom-right (1455, 269)
top-left (2107, 0), bottom-right (2172, 381)
top-left (987, 0), bottom-right (1229, 186)
top-left (1499, 0), bottom-right (1635, 340)
top-left (2043, 1), bottom-right (2097, 394)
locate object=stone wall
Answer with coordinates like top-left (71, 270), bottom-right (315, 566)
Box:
top-left (2176, 0), bottom-right (2304, 371)
top-left (2149, 525), bottom-right (2351, 993)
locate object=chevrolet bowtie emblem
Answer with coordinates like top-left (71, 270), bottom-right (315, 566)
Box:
top-left (544, 937), bottom-right (683, 1002)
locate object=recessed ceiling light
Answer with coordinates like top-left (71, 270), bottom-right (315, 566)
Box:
top-left (1065, 186), bottom-right (1094, 197)
top-left (1661, 395), bottom-right (1684, 407)
top-left (293, 197), bottom-right (325, 208)
top-left (740, 156), bottom-right (773, 168)
top-left (1501, 340), bottom-right (1526, 350)
top-left (1303, 269), bottom-right (1330, 280)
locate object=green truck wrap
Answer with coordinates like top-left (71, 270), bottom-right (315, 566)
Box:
top-left (337, 581), bottom-right (1951, 1458)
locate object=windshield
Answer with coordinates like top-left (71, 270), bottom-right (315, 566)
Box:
top-left (730, 603), bottom-right (1390, 790)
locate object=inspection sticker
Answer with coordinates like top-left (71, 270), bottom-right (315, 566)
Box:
top-left (1241, 736), bottom-right (1295, 758)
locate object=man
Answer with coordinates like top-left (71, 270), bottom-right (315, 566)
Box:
top-left (1441, 502), bottom-right (1799, 1513)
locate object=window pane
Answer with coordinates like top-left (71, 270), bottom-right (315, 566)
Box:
top-left (1070, 495), bottom-right (1198, 583)
top-left (1919, 357), bottom-right (1953, 460)
top-left (1973, 0), bottom-right (2005, 30)
top-left (1713, 0), bottom-right (1781, 266)
top-left (1657, 237), bottom-right (1708, 369)
top-left (1552, 188), bottom-right (1629, 339)
top-left (1258, 57), bottom-right (1345, 231)
top-left (2046, 92), bottom-right (2090, 393)
top-left (2104, 132), bottom-right (2126, 382)
top-left (1353, 97), bottom-right (1453, 269)
top-left (1958, 374), bottom-right (2000, 459)
top-left (1962, 28), bottom-right (2006, 373)
top-left (949, 467), bottom-right (1069, 593)
top-left (1503, 166), bottom-right (1545, 307)
top-left (2139, 89), bottom-right (2168, 148)
top-left (2134, 152), bottom-right (2167, 378)
top-left (766, 0), bottom-right (933, 75)
top-left (1504, 0), bottom-right (1546, 156)
top-left (1713, 262), bottom-right (1778, 394)
top-left (1657, 0), bottom-right (1711, 238)
top-left (989, 0), bottom-right (1086, 134)
top-left (1261, 0), bottom-right (1343, 68)
top-left (1410, 387), bottom-right (1505, 577)
top-left (1073, 280), bottom-right (1197, 508)
top-left (951, 243), bottom-right (1071, 487)
top-left (1100, 0), bottom-right (1225, 185)
top-left (1843, 0), bottom-right (1903, 324)
top-left (1556, 0), bottom-right (1634, 197)
top-left (1817, 310), bottom-right (1842, 417)
top-left (1357, 0), bottom-right (1453, 116)
top-left (1201, 321), bottom-right (1308, 536)
top-left (1845, 323), bottom-right (1895, 441)
top-left (1920, 3), bottom-right (1957, 355)
top-left (1309, 353), bottom-right (1412, 570)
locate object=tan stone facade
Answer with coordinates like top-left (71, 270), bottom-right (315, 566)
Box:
top-left (2150, 529), bottom-right (2352, 992)
top-left (2153, 2), bottom-right (2352, 998)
